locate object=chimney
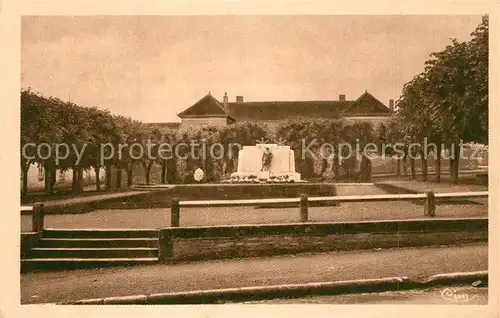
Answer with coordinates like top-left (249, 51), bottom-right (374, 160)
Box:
top-left (389, 99), bottom-right (394, 112)
top-left (339, 94), bottom-right (346, 102)
top-left (236, 96), bottom-right (244, 103)
top-left (223, 92), bottom-right (228, 108)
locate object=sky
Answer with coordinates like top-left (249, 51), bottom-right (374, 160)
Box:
top-left (21, 15), bottom-right (483, 123)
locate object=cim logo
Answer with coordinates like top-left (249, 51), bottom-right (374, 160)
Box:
top-left (441, 288), bottom-right (477, 303)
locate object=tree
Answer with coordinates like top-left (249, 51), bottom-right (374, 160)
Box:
top-left (394, 16), bottom-right (488, 184)
top-left (21, 90), bottom-right (66, 196)
top-left (20, 89), bottom-right (141, 196)
top-left (395, 73), bottom-right (435, 180)
top-left (427, 17), bottom-right (488, 183)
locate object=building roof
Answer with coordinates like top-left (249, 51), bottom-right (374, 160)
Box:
top-left (177, 94), bottom-right (228, 117)
top-left (226, 100), bottom-right (352, 120)
top-left (177, 91), bottom-right (392, 120)
top-left (342, 91), bottom-right (392, 115)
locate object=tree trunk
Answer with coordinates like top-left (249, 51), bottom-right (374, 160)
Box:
top-left (72, 168), bottom-right (78, 192)
top-left (94, 166), bottom-right (101, 192)
top-left (436, 144), bottom-right (442, 183)
top-left (144, 162), bottom-right (153, 185)
top-left (21, 163), bottom-right (29, 199)
top-left (167, 156), bottom-right (178, 184)
top-left (222, 160), bottom-right (227, 177)
top-left (333, 155), bottom-right (341, 180)
top-left (450, 157), bottom-right (456, 182)
top-left (145, 167), bottom-right (150, 185)
top-left (449, 157), bottom-right (454, 178)
top-left (204, 158), bottom-right (212, 182)
top-left (73, 167), bottom-right (79, 193)
top-left (421, 150), bottom-right (428, 182)
top-left (116, 168), bottom-right (122, 189)
top-left (44, 162), bottom-right (54, 196)
top-left (304, 155), bottom-right (315, 179)
top-left (454, 155), bottom-right (460, 184)
top-left (202, 155), bottom-right (208, 178)
top-left (50, 167), bottom-right (57, 189)
top-left (320, 158), bottom-right (328, 177)
top-left (451, 143), bottom-right (460, 184)
top-left (366, 157), bottom-right (372, 182)
top-left (407, 146), bottom-right (416, 179)
top-left (225, 156), bottom-right (234, 175)
top-left (402, 149), bottom-right (408, 177)
top-left (141, 162), bottom-right (148, 184)
top-left (166, 159), bottom-right (173, 184)
top-left (105, 164), bottom-right (112, 190)
top-left (396, 158), bottom-right (401, 176)
top-left (161, 161), bottom-right (167, 184)
top-left (77, 167), bottom-right (84, 193)
top-left (410, 158), bottom-right (416, 179)
top-left (44, 166), bottom-right (50, 195)
top-left (343, 157), bottom-right (357, 181)
top-left (127, 163), bottom-right (134, 187)
top-left (171, 156), bottom-right (178, 183)
top-left (360, 154), bottom-right (368, 182)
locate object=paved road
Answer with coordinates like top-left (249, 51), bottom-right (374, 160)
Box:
top-left (21, 243), bottom-right (487, 304)
top-left (243, 286), bottom-right (488, 304)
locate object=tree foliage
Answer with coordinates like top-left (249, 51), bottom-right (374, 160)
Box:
top-left (20, 89), bottom-right (141, 195)
top-left (392, 16), bottom-right (488, 183)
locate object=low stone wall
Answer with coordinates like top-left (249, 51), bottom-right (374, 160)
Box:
top-left (21, 232), bottom-right (39, 258)
top-left (477, 173), bottom-right (488, 186)
top-left (167, 183), bottom-right (337, 200)
top-left (159, 218), bottom-right (487, 262)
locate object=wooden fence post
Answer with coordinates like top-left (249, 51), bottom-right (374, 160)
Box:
top-left (171, 197), bottom-right (180, 227)
top-left (32, 202), bottom-right (45, 233)
top-left (300, 194), bottom-right (308, 222)
top-left (424, 191), bottom-right (435, 217)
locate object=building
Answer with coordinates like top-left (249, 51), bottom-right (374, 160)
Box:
top-left (176, 91), bottom-right (394, 130)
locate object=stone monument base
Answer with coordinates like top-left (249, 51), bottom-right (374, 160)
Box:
top-left (231, 171), bottom-right (301, 182)
top-left (230, 143), bottom-right (302, 183)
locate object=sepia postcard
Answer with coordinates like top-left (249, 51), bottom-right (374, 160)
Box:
top-left (0, 1), bottom-right (499, 318)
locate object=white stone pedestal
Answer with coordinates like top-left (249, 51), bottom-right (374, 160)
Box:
top-left (231, 144), bottom-right (301, 182)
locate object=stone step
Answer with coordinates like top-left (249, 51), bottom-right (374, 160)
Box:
top-left (42, 229), bottom-right (159, 239)
top-left (30, 247), bottom-right (158, 258)
top-left (38, 238), bottom-right (159, 248)
top-left (21, 258), bottom-right (158, 272)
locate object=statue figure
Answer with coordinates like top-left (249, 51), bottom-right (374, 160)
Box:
top-left (261, 147), bottom-right (273, 171)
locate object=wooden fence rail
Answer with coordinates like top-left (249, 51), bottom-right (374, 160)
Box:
top-left (172, 191), bottom-right (488, 226)
top-left (20, 191), bottom-right (488, 230)
top-left (21, 206), bottom-right (33, 213)
top-left (178, 191), bottom-right (488, 207)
